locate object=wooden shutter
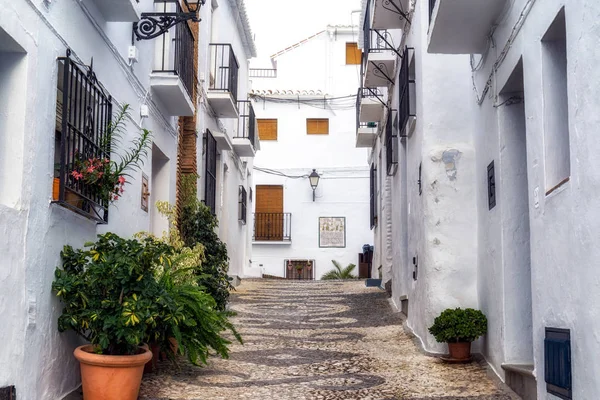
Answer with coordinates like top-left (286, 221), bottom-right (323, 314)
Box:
top-left (256, 185), bottom-right (283, 213)
top-left (258, 119), bottom-right (278, 140)
top-left (346, 42), bottom-right (361, 65)
top-left (307, 118), bottom-right (329, 135)
top-left (255, 185), bottom-right (284, 241)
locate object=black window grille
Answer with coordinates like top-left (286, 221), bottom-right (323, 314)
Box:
top-left (545, 328), bottom-right (572, 399)
top-left (370, 163), bottom-right (378, 229)
top-left (398, 47), bottom-right (416, 137)
top-left (386, 110), bottom-right (398, 175)
top-left (487, 161), bottom-right (496, 210)
top-left (418, 162), bottom-right (422, 195)
top-left (153, 0), bottom-right (195, 99)
top-left (238, 186), bottom-right (247, 224)
top-left (237, 100), bottom-right (256, 148)
top-left (204, 129), bottom-right (217, 214)
top-left (54, 50), bottom-right (112, 223)
top-left (208, 43), bottom-right (239, 103)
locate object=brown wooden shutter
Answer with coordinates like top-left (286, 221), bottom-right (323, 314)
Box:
top-left (307, 118), bottom-right (329, 135)
top-left (257, 119), bottom-right (278, 140)
top-left (255, 185), bottom-right (284, 241)
top-left (346, 42), bottom-right (361, 65)
top-left (256, 185), bottom-right (283, 213)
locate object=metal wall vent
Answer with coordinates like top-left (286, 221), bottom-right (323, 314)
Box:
top-left (0, 386), bottom-right (16, 400)
top-left (545, 327), bottom-right (572, 399)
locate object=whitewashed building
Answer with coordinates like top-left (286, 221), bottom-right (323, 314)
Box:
top-left (195, 0), bottom-right (257, 282)
top-left (360, 0), bottom-right (600, 398)
top-left (0, 0), bottom-right (255, 397)
top-left (248, 26), bottom-right (373, 280)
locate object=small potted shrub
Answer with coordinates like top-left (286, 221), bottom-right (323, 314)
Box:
top-left (428, 308), bottom-right (487, 361)
top-left (52, 233), bottom-right (172, 400)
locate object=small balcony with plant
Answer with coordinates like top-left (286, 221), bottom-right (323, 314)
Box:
top-left (427, 0), bottom-right (507, 54)
top-left (149, 0), bottom-right (196, 117)
top-left (91, 0), bottom-right (141, 22)
top-left (207, 43), bottom-right (240, 118)
top-left (355, 87), bottom-right (382, 148)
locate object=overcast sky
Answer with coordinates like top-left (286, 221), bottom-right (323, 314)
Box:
top-left (244, 0), bottom-right (362, 67)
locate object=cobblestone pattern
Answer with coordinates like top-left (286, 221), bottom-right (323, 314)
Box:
top-left (139, 280), bottom-right (518, 400)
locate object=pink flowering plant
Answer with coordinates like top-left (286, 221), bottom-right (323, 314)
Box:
top-left (69, 104), bottom-right (151, 204)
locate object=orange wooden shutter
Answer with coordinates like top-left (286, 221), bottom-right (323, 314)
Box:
top-left (258, 119), bottom-right (278, 140)
top-left (255, 185), bottom-right (284, 213)
top-left (255, 185), bottom-right (284, 241)
top-left (346, 42), bottom-right (361, 65)
top-left (307, 118), bottom-right (329, 135)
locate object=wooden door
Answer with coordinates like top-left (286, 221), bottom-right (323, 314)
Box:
top-left (255, 185), bottom-right (284, 241)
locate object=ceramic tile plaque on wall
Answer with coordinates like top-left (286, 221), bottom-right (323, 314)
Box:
top-left (319, 217), bottom-right (346, 248)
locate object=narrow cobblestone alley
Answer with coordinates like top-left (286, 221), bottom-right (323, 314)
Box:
top-left (138, 280), bottom-right (517, 400)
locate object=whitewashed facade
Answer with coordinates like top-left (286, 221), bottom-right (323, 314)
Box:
top-left (0, 0), bottom-right (255, 398)
top-left (249, 26), bottom-right (373, 280)
top-left (196, 0), bottom-right (257, 282)
top-left (361, 0), bottom-right (600, 398)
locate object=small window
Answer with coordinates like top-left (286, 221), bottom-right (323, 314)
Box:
top-left (307, 118), bottom-right (329, 135)
top-left (257, 119), bottom-right (278, 140)
top-left (205, 130), bottom-right (217, 214)
top-left (370, 163), bottom-right (377, 229)
top-left (545, 328), bottom-right (571, 399)
top-left (345, 42), bottom-right (361, 65)
top-left (238, 186), bottom-right (247, 224)
top-left (488, 161), bottom-right (496, 210)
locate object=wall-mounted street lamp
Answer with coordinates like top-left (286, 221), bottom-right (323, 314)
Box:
top-left (309, 169), bottom-right (320, 202)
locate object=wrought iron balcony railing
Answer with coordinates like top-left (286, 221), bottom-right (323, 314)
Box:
top-left (249, 68), bottom-right (277, 78)
top-left (209, 43), bottom-right (239, 103)
top-left (236, 100), bottom-right (256, 147)
top-left (153, 0), bottom-right (195, 98)
top-left (253, 213), bottom-right (292, 242)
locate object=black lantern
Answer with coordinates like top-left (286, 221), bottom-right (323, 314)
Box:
top-left (309, 169), bottom-right (320, 202)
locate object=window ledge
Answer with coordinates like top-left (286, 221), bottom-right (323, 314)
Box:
top-left (545, 177), bottom-right (570, 197)
top-left (501, 363), bottom-right (535, 378)
top-left (252, 241), bottom-right (292, 245)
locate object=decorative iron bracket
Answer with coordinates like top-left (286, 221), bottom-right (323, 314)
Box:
top-left (373, 29), bottom-right (403, 60)
top-left (369, 61), bottom-right (394, 85)
top-left (381, 0), bottom-right (411, 25)
top-left (133, 0), bottom-right (205, 41)
top-left (365, 87), bottom-right (387, 107)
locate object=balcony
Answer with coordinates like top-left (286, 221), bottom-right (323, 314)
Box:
top-left (150, 1), bottom-right (195, 116)
top-left (253, 213), bottom-right (292, 243)
top-left (207, 44), bottom-right (239, 118)
top-left (428, 0), bottom-right (507, 54)
top-left (369, 0), bottom-right (409, 30)
top-left (233, 100), bottom-right (258, 157)
top-left (92, 0), bottom-right (140, 22)
top-left (362, 16), bottom-right (400, 87)
top-left (355, 87), bottom-right (382, 148)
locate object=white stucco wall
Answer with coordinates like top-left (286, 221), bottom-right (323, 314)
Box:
top-left (196, 0), bottom-right (256, 279)
top-left (0, 0), bottom-right (181, 397)
top-left (250, 28), bottom-right (372, 280)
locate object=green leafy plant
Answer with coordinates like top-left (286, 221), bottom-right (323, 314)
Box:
top-left (69, 104), bottom-right (151, 203)
top-left (321, 260), bottom-right (357, 280)
top-left (178, 175), bottom-right (233, 311)
top-left (428, 308), bottom-right (488, 343)
top-left (52, 232), bottom-right (173, 355)
top-left (154, 264), bottom-right (242, 365)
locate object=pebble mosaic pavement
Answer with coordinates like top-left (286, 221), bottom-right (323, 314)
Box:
top-left (139, 280), bottom-right (519, 400)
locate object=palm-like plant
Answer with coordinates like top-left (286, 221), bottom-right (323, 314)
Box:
top-left (321, 260), bottom-right (357, 280)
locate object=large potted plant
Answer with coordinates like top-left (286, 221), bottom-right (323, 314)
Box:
top-left (52, 233), bottom-right (173, 400)
top-left (428, 308), bottom-right (487, 361)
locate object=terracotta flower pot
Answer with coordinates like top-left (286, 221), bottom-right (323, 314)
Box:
top-left (74, 344), bottom-right (152, 400)
top-left (447, 341), bottom-right (471, 360)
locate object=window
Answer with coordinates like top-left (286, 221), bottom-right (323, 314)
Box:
top-left (204, 130), bottom-right (217, 214)
top-left (254, 185), bottom-right (291, 241)
top-left (398, 47), bottom-right (416, 137)
top-left (238, 186), bottom-right (247, 224)
top-left (307, 118), bottom-right (329, 135)
top-left (345, 42), bottom-right (361, 65)
top-left (542, 8), bottom-right (570, 195)
top-left (370, 163), bottom-right (377, 229)
top-left (257, 119), bottom-right (278, 140)
top-left (54, 51), bottom-right (112, 223)
top-left (488, 161), bottom-right (496, 210)
top-left (385, 110), bottom-right (397, 175)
